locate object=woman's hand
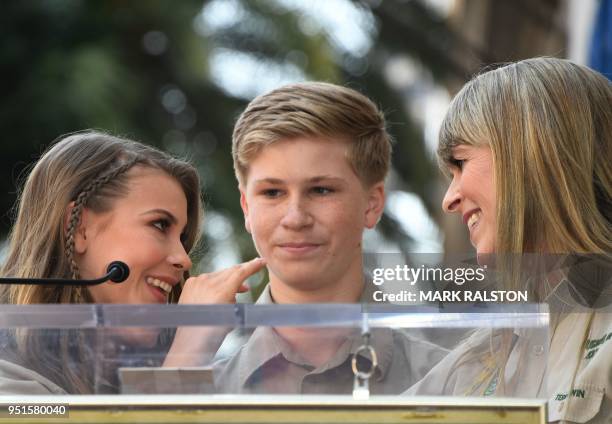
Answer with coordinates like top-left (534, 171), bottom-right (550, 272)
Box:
top-left (178, 257), bottom-right (266, 304)
top-left (164, 257), bottom-right (266, 368)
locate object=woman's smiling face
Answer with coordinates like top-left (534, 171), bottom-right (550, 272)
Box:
top-left (75, 166), bottom-right (192, 305)
top-left (442, 145), bottom-right (497, 257)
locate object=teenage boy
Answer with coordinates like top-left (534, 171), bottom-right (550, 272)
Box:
top-left (214, 82), bottom-right (447, 394)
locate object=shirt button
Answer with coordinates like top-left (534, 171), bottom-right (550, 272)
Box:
top-left (532, 345), bottom-right (544, 356)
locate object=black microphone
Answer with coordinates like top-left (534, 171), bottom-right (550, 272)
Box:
top-left (0, 261), bottom-right (130, 286)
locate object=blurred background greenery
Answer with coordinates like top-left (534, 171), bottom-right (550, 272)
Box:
top-left (1, 0), bottom-right (605, 296)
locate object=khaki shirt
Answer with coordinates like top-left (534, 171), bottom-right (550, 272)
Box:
top-left (405, 280), bottom-right (612, 423)
top-left (404, 327), bottom-right (548, 397)
top-left (0, 359), bottom-right (66, 395)
top-left (213, 284), bottom-right (449, 394)
top-left (545, 282), bottom-right (611, 423)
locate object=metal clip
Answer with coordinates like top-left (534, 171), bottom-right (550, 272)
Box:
top-left (351, 312), bottom-right (377, 400)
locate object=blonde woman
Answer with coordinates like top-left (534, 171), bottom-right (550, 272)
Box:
top-left (0, 131), bottom-right (264, 394)
top-left (406, 58), bottom-right (611, 423)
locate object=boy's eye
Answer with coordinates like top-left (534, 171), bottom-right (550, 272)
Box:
top-left (311, 186), bottom-right (333, 195)
top-left (153, 219), bottom-right (171, 231)
top-left (261, 188), bottom-right (283, 198)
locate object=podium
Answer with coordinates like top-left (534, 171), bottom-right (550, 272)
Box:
top-left (0, 303), bottom-right (549, 423)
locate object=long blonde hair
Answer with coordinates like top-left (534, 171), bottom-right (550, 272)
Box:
top-left (439, 58), bottom-right (611, 287)
top-left (0, 130), bottom-right (203, 393)
top-left (437, 58), bottom-right (611, 395)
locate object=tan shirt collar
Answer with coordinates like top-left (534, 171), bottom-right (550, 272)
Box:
top-left (236, 284), bottom-right (394, 389)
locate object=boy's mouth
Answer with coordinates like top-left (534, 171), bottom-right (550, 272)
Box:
top-left (277, 242), bottom-right (322, 255)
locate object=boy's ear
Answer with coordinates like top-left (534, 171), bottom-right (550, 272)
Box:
top-left (239, 187), bottom-right (252, 234)
top-left (65, 202), bottom-right (89, 254)
top-left (364, 182), bottom-right (385, 229)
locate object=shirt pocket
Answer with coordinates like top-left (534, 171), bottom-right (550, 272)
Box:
top-left (548, 384), bottom-right (605, 423)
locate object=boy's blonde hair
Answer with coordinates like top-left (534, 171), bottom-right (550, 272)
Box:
top-left (232, 82), bottom-right (392, 186)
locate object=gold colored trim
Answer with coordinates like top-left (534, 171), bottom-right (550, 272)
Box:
top-left (0, 395), bottom-right (546, 424)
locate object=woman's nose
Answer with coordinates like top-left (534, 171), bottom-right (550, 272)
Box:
top-left (442, 178), bottom-right (462, 213)
top-left (169, 242), bottom-right (192, 271)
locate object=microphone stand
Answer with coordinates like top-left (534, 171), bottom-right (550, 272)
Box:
top-left (0, 261), bottom-right (130, 285)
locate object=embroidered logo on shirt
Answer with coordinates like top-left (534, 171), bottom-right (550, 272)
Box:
top-left (584, 331), bottom-right (612, 359)
top-left (554, 388), bottom-right (586, 401)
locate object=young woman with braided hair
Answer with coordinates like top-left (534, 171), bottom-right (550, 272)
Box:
top-left (0, 131), bottom-right (265, 394)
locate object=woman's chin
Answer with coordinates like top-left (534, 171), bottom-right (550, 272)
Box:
top-left (476, 250), bottom-right (495, 267)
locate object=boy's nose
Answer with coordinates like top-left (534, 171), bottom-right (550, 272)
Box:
top-left (280, 198), bottom-right (313, 230)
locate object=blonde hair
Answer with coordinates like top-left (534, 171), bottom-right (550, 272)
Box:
top-left (232, 82), bottom-right (392, 187)
top-left (0, 130), bottom-right (203, 392)
top-left (437, 57), bottom-right (611, 395)
top-left (439, 58), bottom-right (611, 258)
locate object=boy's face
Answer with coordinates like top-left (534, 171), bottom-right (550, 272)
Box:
top-left (240, 136), bottom-right (384, 293)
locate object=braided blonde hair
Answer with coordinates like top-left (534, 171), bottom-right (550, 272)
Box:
top-left (1, 130), bottom-right (202, 304)
top-left (0, 130), bottom-right (203, 393)
top-left (64, 158), bottom-right (139, 280)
